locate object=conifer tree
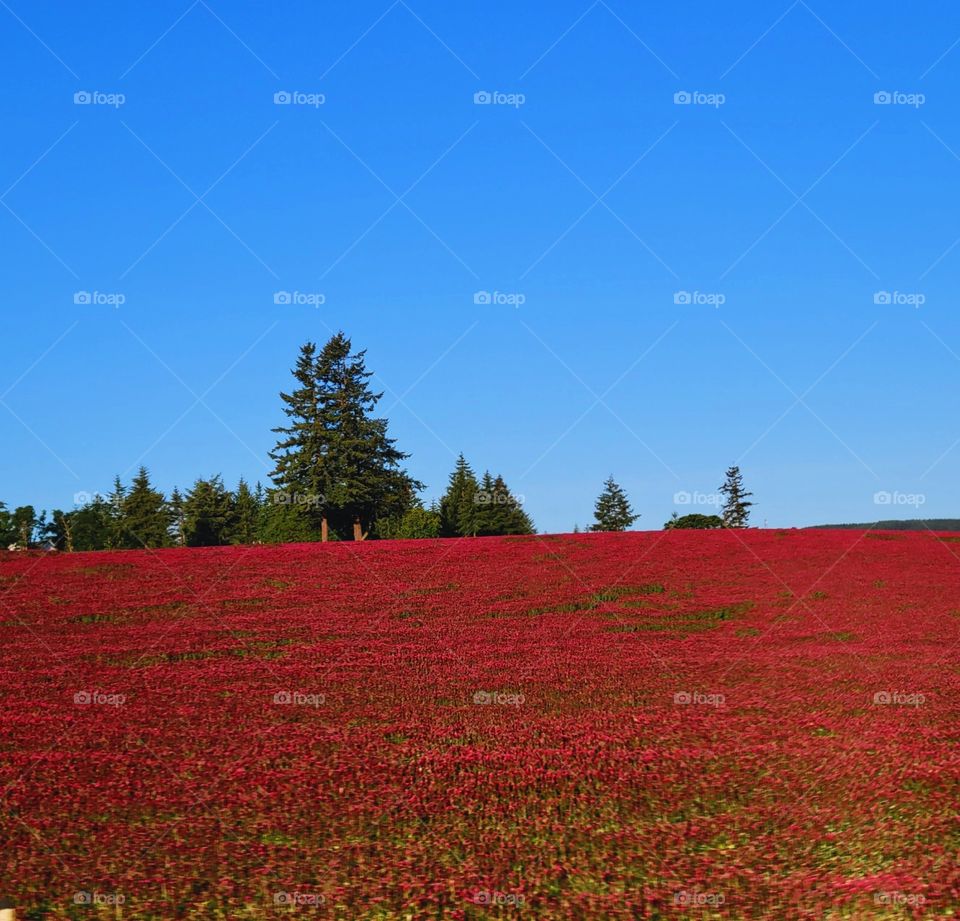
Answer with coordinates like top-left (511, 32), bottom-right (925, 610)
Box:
top-left (119, 467), bottom-right (172, 549)
top-left (169, 487), bottom-right (186, 546)
top-left (183, 475), bottom-right (233, 546)
top-left (719, 466), bottom-right (753, 528)
top-left (270, 334), bottom-right (421, 540)
top-left (474, 472), bottom-right (534, 536)
top-left (590, 477), bottom-right (639, 532)
top-left (231, 477), bottom-right (261, 544)
top-left (438, 454), bottom-right (478, 537)
top-left (107, 475), bottom-right (127, 549)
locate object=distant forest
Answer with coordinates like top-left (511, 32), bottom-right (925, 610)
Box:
top-left (810, 520), bottom-right (960, 531)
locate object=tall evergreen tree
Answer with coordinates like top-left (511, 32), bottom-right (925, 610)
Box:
top-left (438, 454), bottom-right (478, 537)
top-left (474, 472), bottom-right (534, 536)
top-left (230, 477), bottom-right (261, 545)
top-left (590, 477), bottom-right (639, 532)
top-left (0, 503), bottom-right (14, 547)
top-left (12, 506), bottom-right (38, 548)
top-left (719, 466), bottom-right (753, 528)
top-left (270, 334), bottom-right (421, 540)
top-left (169, 487), bottom-right (186, 546)
top-left (119, 467), bottom-right (171, 549)
top-left (107, 475), bottom-right (127, 549)
top-left (183, 476), bottom-right (233, 546)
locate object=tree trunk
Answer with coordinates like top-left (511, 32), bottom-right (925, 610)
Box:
top-left (321, 517), bottom-right (329, 543)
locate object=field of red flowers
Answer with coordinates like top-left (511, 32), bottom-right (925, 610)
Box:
top-left (2, 529), bottom-right (960, 919)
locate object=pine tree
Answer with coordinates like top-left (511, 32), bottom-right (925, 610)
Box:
top-left (183, 475), bottom-right (233, 546)
top-left (0, 502), bottom-right (15, 547)
top-left (230, 477), bottom-right (261, 544)
top-left (438, 454), bottom-right (478, 537)
top-left (270, 334), bottom-right (421, 540)
top-left (169, 487), bottom-right (186, 546)
top-left (590, 477), bottom-right (639, 532)
top-left (107, 475), bottom-right (127, 549)
top-left (12, 506), bottom-right (38, 548)
top-left (474, 472), bottom-right (534, 536)
top-left (70, 495), bottom-right (113, 551)
top-left (120, 467), bottom-right (172, 549)
top-left (719, 466), bottom-right (753, 528)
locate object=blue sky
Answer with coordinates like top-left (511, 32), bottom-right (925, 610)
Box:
top-left (2, 0), bottom-right (960, 532)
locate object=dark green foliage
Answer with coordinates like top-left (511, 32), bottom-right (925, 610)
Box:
top-left (474, 472), bottom-right (534, 536)
top-left (719, 466), bottom-right (753, 528)
top-left (0, 502), bottom-right (15, 547)
top-left (376, 504), bottom-right (441, 539)
top-left (665, 512), bottom-right (723, 530)
top-left (438, 454), bottom-right (478, 537)
top-left (169, 487), bottom-right (186, 546)
top-left (117, 468), bottom-right (172, 549)
top-left (230, 478), bottom-right (261, 545)
top-left (590, 476), bottom-right (639, 532)
top-left (183, 476), bottom-right (233, 547)
top-left (269, 334), bottom-right (421, 540)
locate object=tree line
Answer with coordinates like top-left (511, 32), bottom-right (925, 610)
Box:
top-left (1, 333), bottom-right (754, 551)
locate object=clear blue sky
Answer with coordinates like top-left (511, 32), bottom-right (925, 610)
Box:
top-left (2, 0), bottom-right (960, 532)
